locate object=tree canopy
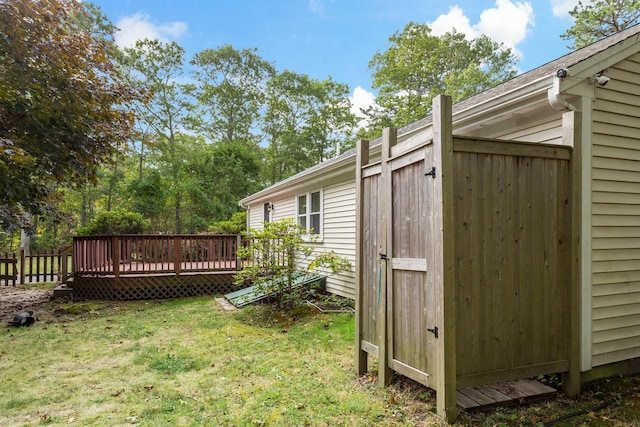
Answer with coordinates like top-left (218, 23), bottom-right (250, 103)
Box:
top-left (561, 0), bottom-right (640, 49)
top-left (0, 0), bottom-right (145, 231)
top-left (362, 22), bottom-right (518, 137)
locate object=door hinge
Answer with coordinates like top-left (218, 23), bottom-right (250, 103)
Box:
top-left (379, 253), bottom-right (389, 261)
top-left (425, 166), bottom-right (436, 179)
top-left (427, 326), bottom-right (439, 338)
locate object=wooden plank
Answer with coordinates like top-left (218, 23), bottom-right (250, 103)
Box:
top-left (355, 139), bottom-right (369, 375)
top-left (453, 137), bottom-right (571, 160)
top-left (360, 340), bottom-right (378, 356)
top-left (455, 379), bottom-right (558, 413)
top-left (564, 109), bottom-right (582, 396)
top-left (390, 359), bottom-right (431, 387)
top-left (362, 163), bottom-right (381, 178)
top-left (433, 95), bottom-right (457, 423)
top-left (455, 391), bottom-right (479, 410)
top-left (391, 258), bottom-right (427, 272)
top-left (390, 147), bottom-right (425, 171)
top-left (379, 128), bottom-right (395, 387)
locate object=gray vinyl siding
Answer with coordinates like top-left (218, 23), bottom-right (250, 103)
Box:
top-left (590, 52), bottom-right (640, 367)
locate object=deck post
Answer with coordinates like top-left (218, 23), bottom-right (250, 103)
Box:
top-left (355, 138), bottom-right (370, 376)
top-left (19, 249), bottom-right (25, 285)
top-left (432, 95), bottom-right (457, 423)
top-left (236, 235), bottom-right (242, 271)
top-left (173, 236), bottom-right (181, 276)
top-left (112, 236), bottom-right (120, 278)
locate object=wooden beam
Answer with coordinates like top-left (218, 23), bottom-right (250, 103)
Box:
top-left (564, 110), bottom-right (583, 397)
top-left (355, 139), bottom-right (370, 376)
top-left (432, 95), bottom-right (457, 424)
top-left (379, 128), bottom-right (395, 387)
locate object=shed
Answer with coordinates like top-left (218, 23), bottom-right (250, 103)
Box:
top-left (355, 97), bottom-right (573, 422)
top-left (239, 26), bottom-right (640, 423)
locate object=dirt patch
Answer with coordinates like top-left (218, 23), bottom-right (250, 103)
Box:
top-left (0, 285), bottom-right (55, 324)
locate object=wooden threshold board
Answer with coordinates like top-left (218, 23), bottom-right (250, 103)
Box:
top-left (457, 379), bottom-right (557, 412)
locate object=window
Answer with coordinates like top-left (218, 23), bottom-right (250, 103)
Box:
top-left (297, 190), bottom-right (322, 236)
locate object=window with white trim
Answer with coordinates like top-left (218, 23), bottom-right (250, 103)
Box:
top-left (297, 190), bottom-right (322, 236)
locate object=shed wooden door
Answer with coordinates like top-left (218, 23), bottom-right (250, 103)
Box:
top-left (384, 144), bottom-right (437, 386)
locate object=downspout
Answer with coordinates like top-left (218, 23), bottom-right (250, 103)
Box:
top-left (547, 70), bottom-right (579, 112)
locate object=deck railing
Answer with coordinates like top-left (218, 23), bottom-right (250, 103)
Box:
top-left (0, 249), bottom-right (73, 286)
top-left (73, 234), bottom-right (241, 278)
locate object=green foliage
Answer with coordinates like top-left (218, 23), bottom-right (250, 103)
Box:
top-left (209, 211), bottom-right (247, 234)
top-left (77, 209), bottom-right (149, 235)
top-left (235, 219), bottom-right (351, 310)
top-left (262, 71), bottom-right (357, 184)
top-left (190, 45), bottom-right (275, 146)
top-left (561, 0), bottom-right (640, 49)
top-left (0, 0), bottom-right (145, 232)
top-left (365, 23), bottom-right (517, 135)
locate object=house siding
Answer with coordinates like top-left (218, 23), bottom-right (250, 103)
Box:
top-left (590, 52), bottom-right (640, 367)
top-left (319, 180), bottom-right (357, 298)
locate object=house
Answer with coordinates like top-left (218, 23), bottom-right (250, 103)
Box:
top-left (240, 25), bottom-right (640, 422)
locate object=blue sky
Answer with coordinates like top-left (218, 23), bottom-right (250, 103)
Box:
top-left (91, 0), bottom-right (583, 116)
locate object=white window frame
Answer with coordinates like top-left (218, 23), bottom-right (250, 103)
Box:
top-left (296, 189), bottom-right (323, 239)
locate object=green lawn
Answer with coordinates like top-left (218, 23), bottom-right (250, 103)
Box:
top-left (1, 296), bottom-right (638, 426)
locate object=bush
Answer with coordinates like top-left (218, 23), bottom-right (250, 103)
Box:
top-left (77, 209), bottom-right (149, 236)
top-left (235, 218), bottom-right (350, 310)
top-left (208, 211), bottom-right (246, 234)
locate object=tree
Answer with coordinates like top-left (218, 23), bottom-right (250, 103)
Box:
top-left (262, 71), bottom-right (357, 184)
top-left (119, 39), bottom-right (192, 233)
top-left (364, 23), bottom-right (517, 135)
top-left (0, 0), bottom-right (144, 231)
top-left (190, 45), bottom-right (275, 146)
top-left (561, 0), bottom-right (640, 49)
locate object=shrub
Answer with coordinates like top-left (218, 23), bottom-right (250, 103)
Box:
top-left (208, 211), bottom-right (246, 234)
top-left (235, 218), bottom-right (351, 310)
top-left (77, 209), bottom-right (149, 236)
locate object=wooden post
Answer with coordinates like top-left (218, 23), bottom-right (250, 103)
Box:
top-left (432, 95), bottom-right (457, 423)
top-left (236, 235), bottom-right (242, 271)
top-left (174, 236), bottom-right (182, 276)
top-left (563, 110), bottom-right (583, 397)
top-left (19, 249), bottom-right (25, 285)
top-left (379, 128), bottom-right (396, 387)
top-left (112, 236), bottom-right (120, 278)
top-left (355, 139), bottom-right (370, 376)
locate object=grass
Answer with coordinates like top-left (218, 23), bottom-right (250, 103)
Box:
top-left (1, 296), bottom-right (639, 426)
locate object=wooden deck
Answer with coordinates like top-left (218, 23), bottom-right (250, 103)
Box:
top-left (68, 234), bottom-right (243, 300)
top-left (456, 379), bottom-right (557, 412)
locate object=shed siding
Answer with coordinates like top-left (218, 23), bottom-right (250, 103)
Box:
top-left (590, 52), bottom-right (640, 367)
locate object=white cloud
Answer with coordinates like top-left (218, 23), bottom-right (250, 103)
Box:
top-left (429, 1), bottom-right (534, 57)
top-left (349, 86), bottom-right (376, 129)
top-left (475, 0), bottom-right (534, 52)
top-left (308, 0), bottom-right (325, 15)
top-left (114, 12), bottom-right (188, 48)
top-left (551, 0), bottom-right (582, 17)
top-left (430, 5), bottom-right (474, 40)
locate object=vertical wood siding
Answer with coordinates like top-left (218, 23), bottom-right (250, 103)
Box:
top-left (453, 139), bottom-right (572, 385)
top-left (591, 53), bottom-right (640, 366)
